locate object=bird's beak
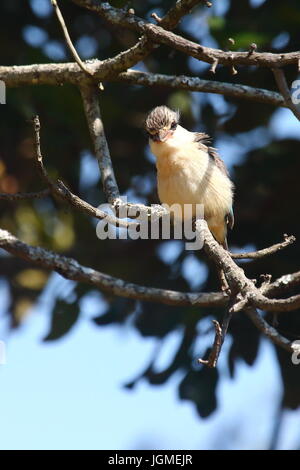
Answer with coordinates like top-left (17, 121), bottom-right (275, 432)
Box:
top-left (157, 128), bottom-right (172, 143)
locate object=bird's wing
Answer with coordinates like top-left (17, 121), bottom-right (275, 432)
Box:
top-left (193, 132), bottom-right (212, 146)
top-left (194, 132), bottom-right (234, 230)
top-left (193, 132), bottom-right (229, 176)
top-left (207, 146), bottom-right (230, 177)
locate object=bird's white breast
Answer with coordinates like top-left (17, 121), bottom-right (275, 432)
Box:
top-left (150, 126), bottom-right (233, 222)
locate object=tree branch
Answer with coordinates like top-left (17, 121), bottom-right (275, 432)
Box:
top-left (116, 70), bottom-right (286, 107)
top-left (79, 84), bottom-right (120, 204)
top-left (251, 292), bottom-right (300, 312)
top-left (197, 220), bottom-right (300, 314)
top-left (0, 64), bottom-right (286, 107)
top-left (71, 0), bottom-right (300, 68)
top-left (70, 0), bottom-right (203, 80)
top-left (0, 227), bottom-right (226, 308)
top-left (264, 271), bottom-right (300, 296)
top-left (0, 189), bottom-right (50, 201)
top-left (1, 216), bottom-right (300, 361)
top-left (194, 220), bottom-right (300, 361)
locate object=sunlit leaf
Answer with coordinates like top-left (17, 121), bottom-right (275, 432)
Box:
top-left (15, 269), bottom-right (48, 290)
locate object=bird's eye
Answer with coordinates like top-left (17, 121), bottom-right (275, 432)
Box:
top-left (146, 131), bottom-right (157, 140)
top-left (170, 121), bottom-right (177, 130)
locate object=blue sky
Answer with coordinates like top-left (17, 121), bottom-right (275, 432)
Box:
top-left (0, 273), bottom-right (299, 450)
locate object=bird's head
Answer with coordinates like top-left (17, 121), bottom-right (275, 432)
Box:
top-left (145, 106), bottom-right (179, 143)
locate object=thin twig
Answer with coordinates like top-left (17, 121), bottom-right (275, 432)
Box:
top-left (230, 234), bottom-right (296, 259)
top-left (259, 273), bottom-right (272, 291)
top-left (247, 42), bottom-right (257, 56)
top-left (198, 310), bottom-right (232, 368)
top-left (0, 188), bottom-right (50, 201)
top-left (56, 180), bottom-right (138, 228)
top-left (230, 54), bottom-right (238, 75)
top-left (245, 307), bottom-right (294, 352)
top-left (51, 0), bottom-right (95, 79)
top-left (209, 59), bottom-right (219, 74)
top-left (199, 320), bottom-right (223, 367)
top-left (32, 116), bottom-right (165, 227)
top-left (32, 115), bottom-right (136, 228)
top-left (272, 67), bottom-right (300, 121)
top-left (151, 12), bottom-right (162, 23)
top-left (229, 293), bottom-right (250, 313)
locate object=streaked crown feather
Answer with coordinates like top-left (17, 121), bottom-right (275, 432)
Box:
top-left (145, 106), bottom-right (179, 132)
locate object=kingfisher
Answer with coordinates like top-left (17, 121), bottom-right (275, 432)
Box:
top-left (145, 105), bottom-right (234, 249)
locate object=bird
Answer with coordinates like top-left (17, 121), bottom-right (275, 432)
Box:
top-left (145, 105), bottom-right (234, 249)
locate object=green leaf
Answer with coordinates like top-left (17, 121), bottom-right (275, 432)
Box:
top-left (208, 16), bottom-right (225, 31)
